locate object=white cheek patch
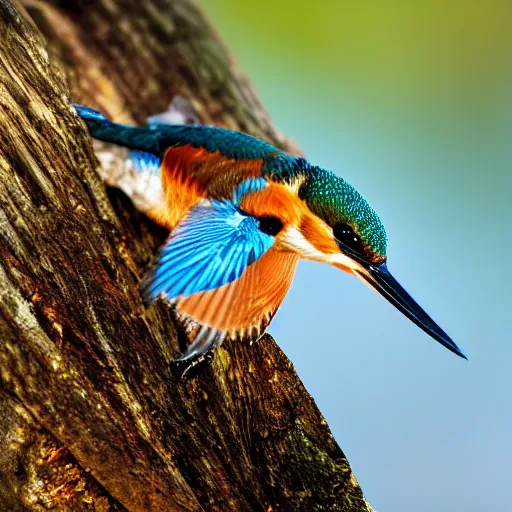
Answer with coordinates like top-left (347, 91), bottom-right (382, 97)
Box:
top-left (280, 226), bottom-right (363, 271)
top-left (279, 226), bottom-right (328, 261)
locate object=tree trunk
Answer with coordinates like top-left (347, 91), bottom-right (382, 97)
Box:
top-left (0, 1), bottom-right (373, 510)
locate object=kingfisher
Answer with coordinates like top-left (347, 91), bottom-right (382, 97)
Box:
top-left (75, 104), bottom-right (466, 374)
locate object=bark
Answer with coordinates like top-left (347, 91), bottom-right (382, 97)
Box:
top-left (0, 1), bottom-right (373, 510)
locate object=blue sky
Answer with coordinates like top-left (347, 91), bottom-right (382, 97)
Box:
top-left (202, 3), bottom-right (512, 510)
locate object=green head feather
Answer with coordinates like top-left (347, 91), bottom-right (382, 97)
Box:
top-left (299, 166), bottom-right (387, 259)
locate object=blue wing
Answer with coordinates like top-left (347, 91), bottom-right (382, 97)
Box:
top-left (143, 187), bottom-right (274, 302)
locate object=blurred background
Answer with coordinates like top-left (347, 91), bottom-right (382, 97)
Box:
top-left (201, 2), bottom-right (511, 511)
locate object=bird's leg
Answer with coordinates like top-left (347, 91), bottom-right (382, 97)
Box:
top-left (170, 325), bottom-right (225, 379)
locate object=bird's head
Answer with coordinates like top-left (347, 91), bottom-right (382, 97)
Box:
top-left (239, 159), bottom-right (465, 359)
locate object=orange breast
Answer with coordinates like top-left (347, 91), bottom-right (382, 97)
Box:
top-left (176, 247), bottom-right (299, 332)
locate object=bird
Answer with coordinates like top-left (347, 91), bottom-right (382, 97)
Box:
top-left (75, 103), bottom-right (466, 375)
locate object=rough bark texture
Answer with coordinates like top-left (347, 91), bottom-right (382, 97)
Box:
top-left (0, 1), bottom-right (373, 510)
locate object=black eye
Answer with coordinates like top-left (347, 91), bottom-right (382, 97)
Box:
top-left (333, 222), bottom-right (366, 257)
top-left (257, 216), bottom-right (283, 236)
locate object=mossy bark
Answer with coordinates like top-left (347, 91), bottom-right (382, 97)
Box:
top-left (0, 1), bottom-right (373, 510)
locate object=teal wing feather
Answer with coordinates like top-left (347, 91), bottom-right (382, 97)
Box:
top-left (151, 124), bottom-right (285, 161)
top-left (74, 104), bottom-right (288, 161)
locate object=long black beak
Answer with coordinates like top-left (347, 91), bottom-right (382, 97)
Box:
top-left (356, 262), bottom-right (467, 359)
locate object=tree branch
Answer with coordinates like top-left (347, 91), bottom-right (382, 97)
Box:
top-left (0, 1), bottom-right (373, 510)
